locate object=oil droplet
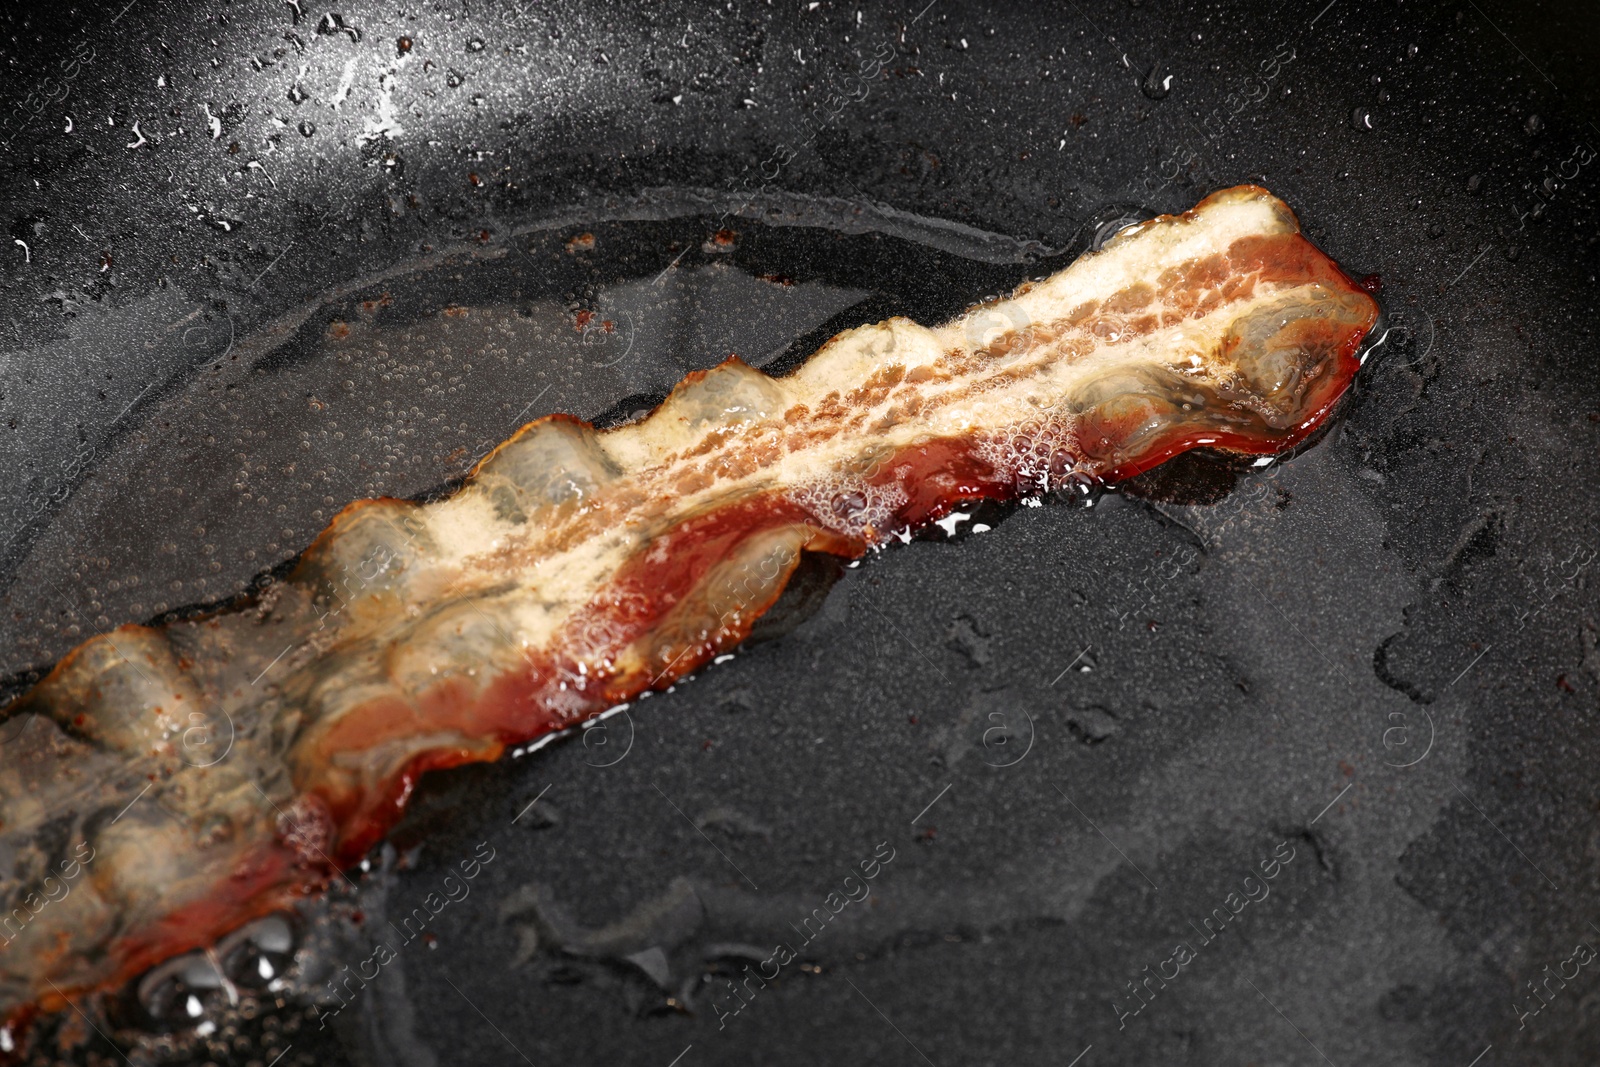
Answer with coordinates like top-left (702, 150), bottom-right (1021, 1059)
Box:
top-left (1140, 63), bottom-right (1173, 100)
top-left (317, 12), bottom-right (361, 41)
top-left (1350, 107), bottom-right (1374, 131)
top-left (298, 120), bottom-right (316, 137)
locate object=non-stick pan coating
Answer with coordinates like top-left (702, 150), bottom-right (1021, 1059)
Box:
top-left (2, 1), bottom-right (1598, 1064)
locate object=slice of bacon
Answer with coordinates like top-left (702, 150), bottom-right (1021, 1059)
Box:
top-left (0, 185), bottom-right (1377, 1030)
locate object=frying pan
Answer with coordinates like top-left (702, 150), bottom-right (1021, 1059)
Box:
top-left (3, 0), bottom-right (1599, 1064)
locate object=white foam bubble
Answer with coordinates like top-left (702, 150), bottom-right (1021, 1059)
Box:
top-left (788, 476), bottom-right (910, 540)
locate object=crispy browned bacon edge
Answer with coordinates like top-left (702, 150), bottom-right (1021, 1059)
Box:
top-left (0, 185), bottom-right (1377, 1042)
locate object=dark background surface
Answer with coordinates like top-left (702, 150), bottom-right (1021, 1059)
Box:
top-left (2, 0), bottom-right (1599, 1064)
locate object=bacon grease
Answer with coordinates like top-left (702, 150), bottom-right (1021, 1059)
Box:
top-left (0, 186), bottom-right (1377, 1036)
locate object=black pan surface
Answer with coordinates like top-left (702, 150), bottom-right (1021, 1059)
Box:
top-left (2, 1), bottom-right (1599, 1064)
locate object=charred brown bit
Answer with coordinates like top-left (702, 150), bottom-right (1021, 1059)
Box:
top-left (0, 186), bottom-right (1377, 1027)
